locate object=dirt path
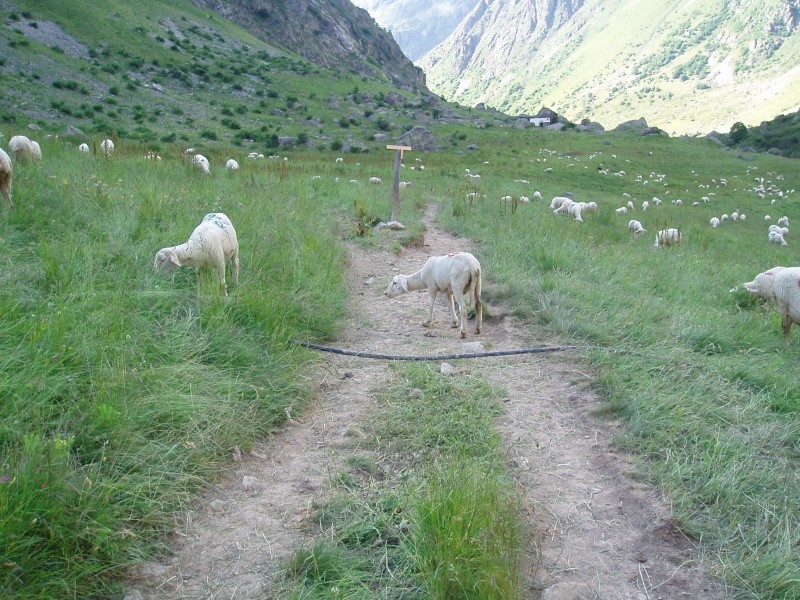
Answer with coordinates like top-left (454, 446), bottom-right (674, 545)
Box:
top-left (129, 206), bottom-right (727, 600)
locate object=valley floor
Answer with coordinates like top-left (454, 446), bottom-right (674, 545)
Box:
top-left (128, 205), bottom-right (728, 600)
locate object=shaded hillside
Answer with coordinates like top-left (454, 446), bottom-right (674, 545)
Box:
top-left (417, 0), bottom-right (800, 135)
top-left (192, 0), bottom-right (426, 89)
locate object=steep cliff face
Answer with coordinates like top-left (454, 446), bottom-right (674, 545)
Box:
top-left (193, 0), bottom-right (426, 89)
top-left (412, 0), bottom-right (800, 134)
top-left (349, 0), bottom-right (481, 61)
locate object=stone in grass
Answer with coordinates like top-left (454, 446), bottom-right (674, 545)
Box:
top-left (386, 221), bottom-right (405, 230)
top-left (440, 362), bottom-right (456, 376)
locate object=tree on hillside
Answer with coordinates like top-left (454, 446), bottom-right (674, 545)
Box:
top-left (729, 121), bottom-right (748, 144)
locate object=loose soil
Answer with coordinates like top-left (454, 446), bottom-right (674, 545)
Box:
top-left (129, 206), bottom-right (728, 600)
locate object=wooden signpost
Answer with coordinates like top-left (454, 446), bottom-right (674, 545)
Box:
top-left (386, 144), bottom-right (411, 222)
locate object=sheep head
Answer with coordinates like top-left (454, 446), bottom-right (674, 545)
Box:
top-left (384, 275), bottom-right (409, 298)
top-left (154, 248), bottom-right (181, 273)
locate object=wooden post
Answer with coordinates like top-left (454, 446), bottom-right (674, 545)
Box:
top-left (386, 144), bottom-right (411, 222)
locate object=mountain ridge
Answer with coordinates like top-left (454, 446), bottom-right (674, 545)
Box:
top-left (364, 0), bottom-right (800, 135)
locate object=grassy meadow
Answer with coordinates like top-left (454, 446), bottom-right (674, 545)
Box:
top-left (0, 126), bottom-right (799, 599)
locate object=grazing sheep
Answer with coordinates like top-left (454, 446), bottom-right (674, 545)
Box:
top-left (721, 214), bottom-right (729, 221)
top-left (0, 147), bottom-right (13, 208)
top-left (335, 157), bottom-right (343, 164)
top-left (78, 143), bottom-right (90, 153)
top-left (8, 135), bottom-right (41, 162)
top-left (740, 214), bottom-right (747, 221)
top-left (626, 200), bottom-right (634, 210)
top-left (100, 139), bottom-right (114, 156)
top-left (628, 219), bottom-right (646, 234)
top-left (153, 212), bottom-right (239, 296)
top-left (225, 159), bottom-right (239, 171)
top-left (778, 216), bottom-right (789, 226)
top-left (192, 154), bottom-right (210, 174)
top-left (769, 230), bottom-right (788, 246)
top-left (553, 198), bottom-right (574, 214)
top-left (550, 196), bottom-right (571, 210)
top-left (568, 202), bottom-right (585, 222)
top-left (641, 200), bottom-right (649, 211)
top-left (654, 228), bottom-right (682, 248)
top-left (742, 266), bottom-right (786, 301)
top-left (765, 215), bottom-right (772, 220)
top-left (770, 267), bottom-right (800, 340)
top-left (384, 251), bottom-right (482, 339)
top-left (369, 177), bottom-right (382, 184)
top-left (500, 195), bottom-right (513, 203)
top-left (710, 217), bottom-right (720, 228)
top-left (533, 191), bottom-right (542, 200)
top-left (615, 206), bottom-right (628, 214)
top-left (585, 201), bottom-right (598, 213)
top-left (518, 195), bottom-right (530, 203)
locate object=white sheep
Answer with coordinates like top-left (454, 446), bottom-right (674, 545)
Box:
top-left (550, 196), bottom-right (571, 210)
top-left (100, 139), bottom-right (114, 156)
top-left (768, 230), bottom-right (788, 246)
top-left (615, 206), bottom-right (628, 215)
top-left (8, 135), bottom-right (41, 162)
top-left (654, 228), bottom-right (682, 248)
top-left (518, 195), bottom-right (530, 203)
top-left (335, 157), bottom-right (343, 164)
top-left (710, 217), bottom-right (720, 228)
top-left (192, 154), bottom-right (210, 174)
top-left (626, 200), bottom-right (634, 210)
top-left (778, 216), bottom-right (789, 226)
top-left (369, 177), bottom-right (382, 184)
top-left (384, 251), bottom-right (482, 339)
top-left (721, 214), bottom-right (729, 221)
top-left (78, 143), bottom-right (90, 153)
top-left (225, 159), bottom-right (239, 171)
top-left (584, 201), bottom-right (598, 213)
top-left (741, 266), bottom-right (786, 301)
top-left (770, 267), bottom-right (800, 340)
top-left (628, 219), bottom-right (646, 234)
top-left (0, 147), bottom-right (13, 208)
top-left (533, 191), bottom-right (542, 200)
top-left (153, 212), bottom-right (239, 296)
top-left (553, 198), bottom-right (574, 214)
top-left (500, 195), bottom-right (513, 203)
top-left (641, 200), bottom-right (649, 211)
top-left (568, 202), bottom-right (585, 222)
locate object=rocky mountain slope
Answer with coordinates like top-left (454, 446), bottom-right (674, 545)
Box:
top-left (193, 0), bottom-right (425, 89)
top-left (377, 0), bottom-right (800, 134)
top-left (349, 0), bottom-right (480, 61)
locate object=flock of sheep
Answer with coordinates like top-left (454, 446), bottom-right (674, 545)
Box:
top-left (1, 135), bottom-right (798, 341)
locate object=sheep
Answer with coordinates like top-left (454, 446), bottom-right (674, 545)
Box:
top-left (626, 200), bottom-right (634, 210)
top-left (568, 202), bottom-right (585, 222)
top-left (550, 196), bottom-right (571, 210)
top-left (585, 201), bottom-right (598, 213)
top-left (369, 177), bottom-right (382, 184)
top-left (770, 267), bottom-right (800, 340)
top-left (0, 147), bottom-right (13, 208)
top-left (192, 154), bottom-right (210, 174)
top-left (765, 215), bottom-right (772, 220)
top-left (768, 230), bottom-right (788, 246)
top-left (721, 214), bottom-right (729, 221)
top-left (615, 206), bottom-right (628, 214)
top-left (641, 200), bottom-right (649, 211)
top-left (710, 217), bottom-right (720, 228)
top-left (654, 228), bottom-right (682, 247)
top-left (8, 135), bottom-right (41, 162)
top-left (741, 266), bottom-right (786, 301)
top-left (518, 195), bottom-right (530, 203)
top-left (384, 251), bottom-right (482, 339)
top-left (500, 195), bottom-right (513, 203)
top-left (553, 198), bottom-right (574, 214)
top-left (78, 143), bottom-right (90, 153)
top-left (740, 214), bottom-right (747, 221)
top-left (778, 216), bottom-right (789, 226)
top-left (335, 157), bottom-right (343, 164)
top-left (100, 139), bottom-right (114, 156)
top-left (533, 191), bottom-right (542, 200)
top-left (153, 212), bottom-right (239, 296)
top-left (225, 159), bottom-right (239, 171)
top-left (628, 219), bottom-right (646, 234)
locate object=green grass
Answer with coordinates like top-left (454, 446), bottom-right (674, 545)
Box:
top-left (433, 125), bottom-right (800, 598)
top-left (1, 46), bottom-right (800, 597)
top-left (0, 141), bottom-right (381, 598)
top-left (281, 364), bottom-right (525, 600)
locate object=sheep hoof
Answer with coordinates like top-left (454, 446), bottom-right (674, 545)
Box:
top-left (460, 331), bottom-right (467, 339)
top-left (422, 321), bottom-right (431, 328)
top-left (451, 321), bottom-right (459, 329)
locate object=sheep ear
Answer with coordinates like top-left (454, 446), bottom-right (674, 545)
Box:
top-left (170, 254), bottom-right (181, 267)
top-left (400, 276), bottom-right (408, 293)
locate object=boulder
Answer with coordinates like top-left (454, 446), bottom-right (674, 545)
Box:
top-left (397, 126), bottom-right (437, 151)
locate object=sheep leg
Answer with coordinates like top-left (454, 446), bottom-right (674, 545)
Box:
top-left (447, 292), bottom-right (459, 329)
top-left (423, 289), bottom-right (437, 327)
top-left (781, 311), bottom-right (793, 341)
top-left (231, 249), bottom-right (239, 288)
